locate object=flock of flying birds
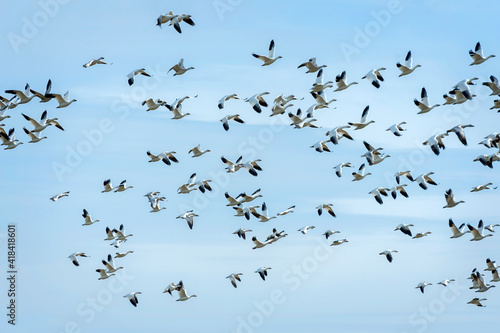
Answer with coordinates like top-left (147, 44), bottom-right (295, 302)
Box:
top-left (5, 10), bottom-right (500, 310)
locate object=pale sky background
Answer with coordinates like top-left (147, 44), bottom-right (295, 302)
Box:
top-left (1, 0), bottom-right (499, 332)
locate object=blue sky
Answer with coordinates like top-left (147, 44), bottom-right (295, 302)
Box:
top-left (1, 0), bottom-right (499, 332)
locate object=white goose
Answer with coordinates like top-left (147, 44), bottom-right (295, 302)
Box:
top-left (396, 51), bottom-right (421, 76)
top-left (386, 122), bottom-right (407, 136)
top-left (270, 102), bottom-right (293, 117)
top-left (394, 223), bottom-right (413, 237)
top-left (468, 220), bottom-right (493, 241)
top-left (310, 91), bottom-right (335, 108)
top-left (415, 172), bottom-right (438, 190)
top-left (252, 236), bottom-right (272, 250)
top-left (82, 209), bottom-right (100, 226)
top-left (113, 224), bottom-right (133, 241)
top-left (412, 231), bottom-right (431, 239)
top-left (379, 249), bottom-right (398, 262)
top-left (244, 92), bottom-right (269, 113)
top-left (50, 191), bottom-right (69, 201)
top-left (325, 126), bottom-right (353, 145)
top-left (423, 133), bottom-right (448, 155)
top-left (176, 281), bottom-right (197, 301)
top-left (394, 170), bottom-right (414, 184)
top-left (361, 68), bottom-right (386, 89)
top-left (443, 189), bottom-right (465, 208)
top-left (416, 282), bottom-right (432, 294)
top-left (316, 203), bottom-right (336, 217)
top-left (390, 185), bottom-right (409, 199)
top-left (220, 114), bottom-right (244, 131)
top-left (147, 151), bottom-right (179, 165)
top-left (114, 180), bottom-right (133, 192)
top-left (310, 141), bottom-right (331, 153)
top-left (241, 159), bottom-right (262, 176)
top-left (188, 144), bottom-right (210, 157)
top-left (442, 93), bottom-right (457, 105)
top-left (469, 42), bottom-right (495, 65)
top-left (156, 11), bottom-right (175, 27)
top-left (48, 91), bottom-right (77, 108)
top-left (225, 192), bottom-right (244, 206)
top-left (163, 282), bottom-right (178, 296)
top-left (323, 229), bottom-right (340, 239)
top-left (467, 298), bottom-right (487, 307)
top-left (277, 205), bottom-right (295, 216)
top-left (101, 179), bottom-right (115, 193)
top-left (0, 128), bottom-right (22, 150)
top-left (482, 75), bottom-right (500, 95)
top-left (23, 127), bottom-right (47, 143)
top-left (221, 155), bottom-right (243, 173)
top-left (252, 40), bottom-right (282, 66)
top-left (330, 239), bottom-right (348, 246)
top-left (177, 173), bottom-right (198, 194)
top-left (491, 270), bottom-right (500, 282)
top-left (150, 197), bottom-right (166, 213)
top-left (218, 94), bottom-right (239, 109)
top-left (369, 188), bottom-right (390, 205)
top-left (255, 267), bottom-right (272, 281)
top-left (446, 124), bottom-right (474, 146)
top-left (348, 105), bottom-right (375, 130)
top-left (451, 78), bottom-right (478, 101)
top-left (142, 98), bottom-right (166, 111)
top-left (168, 58), bottom-right (194, 76)
top-left (170, 104), bottom-right (191, 119)
top-left (115, 251), bottom-right (133, 258)
top-left (68, 252), bottom-right (89, 266)
top-left (239, 189), bottom-right (263, 203)
top-left (437, 279), bottom-right (455, 287)
top-left (333, 162), bottom-right (352, 177)
top-left (233, 228), bottom-right (252, 240)
top-left (5, 83), bottom-right (35, 104)
top-left (102, 254), bottom-right (123, 273)
top-left (485, 258), bottom-right (499, 272)
top-left (104, 227), bottom-right (116, 241)
top-left (83, 57), bottom-right (112, 68)
top-left (127, 68), bottom-right (151, 86)
top-left (484, 224), bottom-right (500, 233)
top-left (29, 79), bottom-right (53, 103)
top-left (123, 292), bottom-right (142, 306)
top-left (298, 57), bottom-right (326, 73)
top-left (22, 110), bottom-right (64, 132)
top-left (352, 163), bottom-right (371, 181)
top-left (448, 219), bottom-right (470, 238)
top-left (226, 273), bottom-right (243, 288)
top-left (298, 226), bottom-right (315, 234)
top-left (311, 69), bottom-right (333, 92)
top-left (414, 87), bottom-right (440, 114)
top-left (96, 269), bottom-right (115, 280)
top-left (251, 202), bottom-right (276, 222)
top-left (334, 70), bottom-right (358, 91)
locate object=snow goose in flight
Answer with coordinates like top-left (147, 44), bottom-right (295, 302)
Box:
top-left (127, 68), bottom-right (151, 86)
top-left (123, 292), bottom-right (142, 306)
top-left (239, 189), bottom-right (263, 203)
top-left (220, 114), bottom-right (244, 131)
top-left (115, 251), bottom-right (133, 258)
top-left (101, 179), bottom-right (115, 193)
top-left (452, 78), bottom-right (478, 100)
top-left (449, 89), bottom-right (475, 105)
top-left (442, 93), bottom-right (457, 105)
top-left (467, 298), bottom-right (487, 307)
top-left (226, 273), bottom-right (243, 288)
top-left (316, 203), bottom-right (336, 217)
top-left (310, 141), bottom-right (331, 153)
top-left (150, 197), bottom-right (166, 213)
top-left (177, 173), bottom-right (198, 194)
top-left (0, 129), bottom-right (22, 150)
top-left (323, 229), bottom-right (340, 239)
top-left (179, 214), bottom-right (196, 229)
top-left (469, 42), bottom-right (495, 65)
top-left (485, 258), bottom-right (499, 271)
top-left (114, 180), bottom-right (133, 192)
top-left (275, 94), bottom-right (300, 106)
top-left (293, 117), bottom-right (319, 129)
top-left (394, 224), bottom-right (413, 237)
top-left (225, 192), bottom-right (244, 206)
top-left (489, 99), bottom-right (500, 110)
top-left (170, 104), bottom-right (191, 119)
top-left (163, 283), bottom-right (178, 296)
top-left (386, 122), bottom-right (407, 136)
top-left (446, 124), bottom-right (474, 146)
top-left (82, 209), bottom-right (100, 226)
top-left (333, 162), bottom-right (352, 177)
top-left (330, 239), bottom-right (348, 246)
top-left (325, 126), bottom-right (353, 145)
top-left (379, 249), bottom-right (398, 262)
top-left (102, 254), bottom-right (123, 273)
top-left (0, 95), bottom-right (17, 112)
top-left (218, 94), bottom-right (239, 109)
top-left (96, 269), bottom-right (115, 280)
top-left (68, 252), bottom-right (89, 266)
top-left (298, 226), bottom-right (315, 234)
top-left (244, 92), bottom-right (269, 113)
top-left (448, 219), bottom-right (470, 238)
top-left (142, 98), bottom-right (166, 111)
top-left (362, 68), bottom-right (386, 88)
top-left (168, 58), bottom-right (194, 76)
top-left (252, 40), bottom-right (282, 66)
top-left (412, 231), bottom-right (431, 239)
top-left (361, 141), bottom-right (385, 166)
top-left (156, 11), bottom-right (175, 27)
top-left (255, 267), bottom-right (272, 280)
top-left (147, 151), bottom-right (179, 165)
top-left (29, 79), bottom-right (53, 103)
top-left (352, 163), bottom-right (371, 181)
top-left (490, 270), bottom-right (500, 282)
top-left (50, 191), bottom-right (69, 201)
top-left (113, 224), bottom-right (133, 241)
top-left (468, 220), bottom-right (493, 241)
top-left (310, 91), bottom-right (335, 109)
top-left (334, 70), bottom-right (358, 91)
top-left (423, 133), bottom-right (448, 155)
top-left (83, 57), bottom-right (112, 68)
top-left (270, 102), bottom-right (293, 117)
top-left (288, 108), bottom-right (305, 126)
top-left (165, 95), bottom-right (198, 111)
top-left (168, 14), bottom-right (195, 33)
top-left (192, 179), bottom-right (212, 193)
top-left (298, 57), bottom-right (326, 73)
top-left (443, 189), bottom-right (465, 208)
top-left (394, 171), bottom-right (414, 184)
top-left (251, 202), bottom-right (276, 222)
top-left (415, 282), bottom-right (432, 293)
top-left (390, 184), bottom-right (409, 199)
top-left (414, 87), bottom-right (440, 114)
top-left (277, 205), bottom-right (295, 216)
top-left (396, 51), bottom-right (421, 77)
top-left (233, 228), bottom-right (252, 240)
top-left (472, 271), bottom-right (496, 292)
top-left (484, 224), bottom-right (500, 233)
top-left (176, 281), bottom-right (198, 301)
top-left (482, 75), bottom-right (500, 95)
top-left (104, 227), bottom-right (116, 241)
top-left (188, 144), bottom-right (210, 157)
top-left (369, 187), bottom-right (390, 205)
top-left (266, 229), bottom-right (287, 244)
top-left (348, 105), bottom-right (375, 130)
top-left (311, 69), bottom-right (333, 93)
top-left (437, 279), bottom-right (455, 287)
top-left (473, 153), bottom-right (499, 169)
top-left (23, 127), bottom-right (47, 143)
top-left (5, 83), bottom-right (35, 104)
top-left (221, 155), bottom-right (243, 173)
top-left (241, 159), bottom-right (262, 176)
top-left (0, 106), bottom-right (11, 122)
top-left (252, 236), bottom-right (272, 250)
top-left (415, 172), bottom-right (438, 190)
top-left (233, 204), bottom-right (260, 220)
top-left (22, 110), bottom-right (64, 132)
